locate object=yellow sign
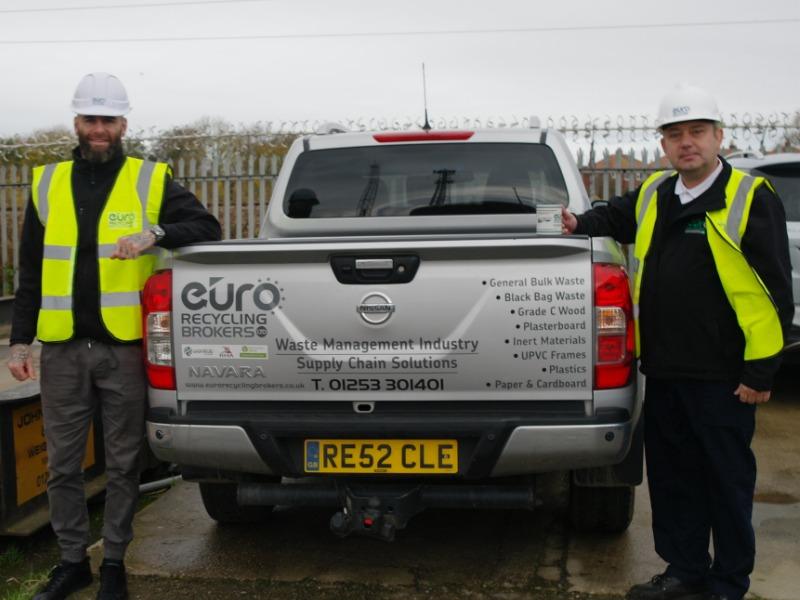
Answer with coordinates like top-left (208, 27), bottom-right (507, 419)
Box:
top-left (13, 399), bottom-right (96, 506)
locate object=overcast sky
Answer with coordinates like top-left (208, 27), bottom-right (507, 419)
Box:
top-left (0, 0), bottom-right (798, 137)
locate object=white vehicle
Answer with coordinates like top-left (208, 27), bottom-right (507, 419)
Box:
top-left (143, 125), bottom-right (643, 540)
top-left (728, 152), bottom-right (800, 356)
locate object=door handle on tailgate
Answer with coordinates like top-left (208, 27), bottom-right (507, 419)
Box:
top-left (331, 255), bottom-right (420, 284)
top-left (355, 258), bottom-right (394, 270)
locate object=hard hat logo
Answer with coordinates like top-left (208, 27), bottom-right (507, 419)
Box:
top-left (71, 72), bottom-right (131, 117)
top-left (656, 83), bottom-right (721, 130)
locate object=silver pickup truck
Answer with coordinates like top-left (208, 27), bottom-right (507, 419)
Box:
top-left (144, 126), bottom-right (643, 540)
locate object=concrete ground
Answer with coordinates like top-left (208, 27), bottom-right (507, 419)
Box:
top-left (86, 374), bottom-right (799, 600)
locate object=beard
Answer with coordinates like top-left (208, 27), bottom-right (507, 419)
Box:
top-left (77, 133), bottom-right (123, 164)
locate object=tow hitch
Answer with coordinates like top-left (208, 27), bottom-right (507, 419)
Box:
top-left (330, 485), bottom-right (423, 542)
top-left (238, 479), bottom-right (536, 541)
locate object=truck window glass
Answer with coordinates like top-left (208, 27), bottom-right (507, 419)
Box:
top-left (283, 143), bottom-right (569, 218)
top-left (752, 164), bottom-right (800, 221)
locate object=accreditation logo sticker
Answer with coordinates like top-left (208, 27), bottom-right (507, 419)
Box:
top-left (239, 345), bottom-right (268, 358)
top-left (182, 344), bottom-right (269, 359)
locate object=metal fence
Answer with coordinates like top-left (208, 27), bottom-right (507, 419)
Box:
top-left (579, 147), bottom-right (670, 199)
top-left (0, 157), bottom-right (282, 296)
top-left (168, 155), bottom-right (282, 240)
top-left (2, 111), bottom-right (798, 160)
top-left (1, 111), bottom-right (798, 296)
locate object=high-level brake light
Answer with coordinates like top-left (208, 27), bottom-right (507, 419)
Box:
top-left (593, 263), bottom-right (634, 389)
top-left (373, 131), bottom-right (474, 143)
top-left (142, 269), bottom-right (175, 390)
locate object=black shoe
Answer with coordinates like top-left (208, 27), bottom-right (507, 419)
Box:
top-left (33, 558), bottom-right (92, 600)
top-left (626, 573), bottom-right (707, 600)
top-left (96, 560), bottom-right (129, 600)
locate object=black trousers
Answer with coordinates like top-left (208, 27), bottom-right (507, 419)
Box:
top-left (645, 378), bottom-right (756, 600)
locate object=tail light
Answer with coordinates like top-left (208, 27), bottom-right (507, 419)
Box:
top-left (142, 269), bottom-right (175, 390)
top-left (593, 263), bottom-right (634, 389)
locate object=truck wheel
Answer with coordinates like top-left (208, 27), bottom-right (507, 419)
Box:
top-left (569, 483), bottom-right (635, 533)
top-left (198, 482), bottom-right (274, 524)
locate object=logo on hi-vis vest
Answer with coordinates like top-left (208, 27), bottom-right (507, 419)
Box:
top-left (685, 218), bottom-right (706, 235)
top-left (108, 212), bottom-right (137, 229)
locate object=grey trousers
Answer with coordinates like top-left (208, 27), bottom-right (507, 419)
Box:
top-left (40, 339), bottom-right (146, 563)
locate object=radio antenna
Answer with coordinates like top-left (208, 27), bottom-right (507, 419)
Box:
top-left (422, 62), bottom-right (431, 131)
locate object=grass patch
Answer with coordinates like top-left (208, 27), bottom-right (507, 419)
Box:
top-left (1, 568), bottom-right (49, 600)
top-left (0, 545), bottom-right (24, 569)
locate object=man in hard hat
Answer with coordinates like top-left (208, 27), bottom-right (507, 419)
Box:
top-left (7, 72), bottom-right (221, 600)
top-left (562, 84), bottom-right (793, 600)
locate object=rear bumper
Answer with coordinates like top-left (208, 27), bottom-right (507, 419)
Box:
top-left (489, 422), bottom-right (631, 476)
top-left (146, 402), bottom-right (635, 478)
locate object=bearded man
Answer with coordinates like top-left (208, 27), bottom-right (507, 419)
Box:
top-left (7, 72), bottom-right (220, 600)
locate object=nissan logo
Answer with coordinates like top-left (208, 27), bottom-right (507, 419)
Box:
top-left (357, 292), bottom-right (395, 325)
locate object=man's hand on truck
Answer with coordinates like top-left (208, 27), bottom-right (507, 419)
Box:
top-left (561, 206), bottom-right (577, 234)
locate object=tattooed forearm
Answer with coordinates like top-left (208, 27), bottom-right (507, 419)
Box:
top-left (10, 344), bottom-right (31, 361)
top-left (123, 231), bottom-right (156, 247)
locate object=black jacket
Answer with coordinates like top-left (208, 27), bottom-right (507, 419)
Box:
top-left (575, 158), bottom-right (793, 391)
top-left (10, 147), bottom-right (222, 346)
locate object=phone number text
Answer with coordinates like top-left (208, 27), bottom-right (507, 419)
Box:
top-left (310, 377), bottom-right (445, 391)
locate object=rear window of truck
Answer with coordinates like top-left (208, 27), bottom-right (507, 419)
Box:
top-left (283, 143), bottom-right (569, 218)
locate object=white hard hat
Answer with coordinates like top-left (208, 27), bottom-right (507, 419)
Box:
top-left (71, 72), bottom-right (131, 116)
top-left (655, 83), bottom-right (721, 130)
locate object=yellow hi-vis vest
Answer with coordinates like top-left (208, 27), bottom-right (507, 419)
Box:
top-left (630, 168), bottom-right (783, 361)
top-left (31, 157), bottom-right (170, 342)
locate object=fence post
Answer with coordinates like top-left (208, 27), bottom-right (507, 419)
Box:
top-left (627, 148), bottom-right (635, 193)
top-left (12, 166), bottom-right (26, 292)
top-left (212, 156), bottom-right (220, 232)
top-left (235, 155), bottom-right (243, 240)
top-left (258, 155), bottom-right (268, 236)
top-left (223, 158), bottom-right (231, 240)
top-left (188, 158), bottom-right (199, 207)
top-left (0, 166), bottom-right (7, 296)
top-left (247, 155), bottom-right (255, 239)
top-left (199, 158), bottom-right (209, 210)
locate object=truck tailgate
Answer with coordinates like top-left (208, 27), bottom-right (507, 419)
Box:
top-left (172, 236), bottom-right (594, 401)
